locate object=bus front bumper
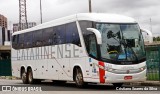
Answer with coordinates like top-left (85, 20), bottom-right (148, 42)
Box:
top-left (104, 69), bottom-right (147, 83)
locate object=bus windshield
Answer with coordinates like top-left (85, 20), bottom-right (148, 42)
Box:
top-left (96, 23), bottom-right (145, 62)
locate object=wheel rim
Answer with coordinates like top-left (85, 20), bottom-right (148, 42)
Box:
top-left (76, 69), bottom-right (83, 85)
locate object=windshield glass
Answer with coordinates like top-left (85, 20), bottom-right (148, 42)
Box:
top-left (96, 23), bottom-right (145, 62)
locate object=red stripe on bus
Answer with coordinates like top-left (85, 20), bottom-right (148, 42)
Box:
top-left (99, 61), bottom-right (105, 83)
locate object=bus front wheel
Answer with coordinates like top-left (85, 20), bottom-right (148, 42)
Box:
top-left (74, 68), bottom-right (87, 88)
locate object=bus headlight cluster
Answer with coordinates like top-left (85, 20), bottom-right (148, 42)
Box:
top-left (139, 66), bottom-right (146, 71)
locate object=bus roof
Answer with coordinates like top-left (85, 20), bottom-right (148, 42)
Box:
top-left (13, 13), bottom-right (137, 35)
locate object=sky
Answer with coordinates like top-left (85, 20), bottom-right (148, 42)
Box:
top-left (0, 0), bottom-right (159, 36)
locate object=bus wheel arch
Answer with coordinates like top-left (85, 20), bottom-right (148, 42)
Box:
top-left (73, 66), bottom-right (80, 81)
top-left (27, 66), bottom-right (41, 84)
top-left (73, 66), bottom-right (87, 88)
top-left (20, 66), bottom-right (25, 78)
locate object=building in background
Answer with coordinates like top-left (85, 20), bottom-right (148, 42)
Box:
top-left (0, 14), bottom-right (10, 46)
top-left (0, 14), bottom-right (7, 29)
top-left (13, 22), bottom-right (36, 32)
top-left (0, 26), bottom-right (5, 45)
top-left (0, 26), bottom-right (11, 45)
top-left (0, 14), bottom-right (10, 60)
top-left (0, 26), bottom-right (3, 45)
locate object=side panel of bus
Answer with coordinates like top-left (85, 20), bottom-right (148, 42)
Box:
top-left (11, 20), bottom-right (100, 82)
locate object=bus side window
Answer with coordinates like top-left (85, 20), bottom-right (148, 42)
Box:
top-left (32, 31), bottom-right (36, 47)
top-left (33, 30), bottom-right (43, 47)
top-left (18, 34), bottom-right (24, 49)
top-left (79, 21), bottom-right (92, 53)
top-left (28, 32), bottom-right (33, 48)
top-left (66, 22), bottom-right (81, 46)
top-left (12, 35), bottom-right (17, 49)
top-left (16, 35), bottom-right (19, 49)
top-left (24, 32), bottom-right (32, 48)
top-left (79, 21), bottom-right (98, 59)
top-left (88, 34), bottom-right (98, 58)
top-left (24, 33), bottom-right (28, 48)
top-left (56, 25), bottom-right (66, 45)
top-left (52, 27), bottom-right (57, 45)
top-left (43, 27), bottom-right (53, 46)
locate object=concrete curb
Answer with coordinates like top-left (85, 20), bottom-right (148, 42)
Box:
top-left (0, 76), bottom-right (20, 80)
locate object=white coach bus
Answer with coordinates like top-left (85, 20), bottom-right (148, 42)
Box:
top-left (11, 13), bottom-right (146, 87)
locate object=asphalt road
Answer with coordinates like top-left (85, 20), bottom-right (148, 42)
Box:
top-left (0, 79), bottom-right (160, 94)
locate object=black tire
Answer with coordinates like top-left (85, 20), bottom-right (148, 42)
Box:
top-left (21, 69), bottom-right (28, 84)
top-left (113, 83), bottom-right (123, 87)
top-left (27, 68), bottom-right (41, 84)
top-left (27, 68), bottom-right (34, 84)
top-left (74, 68), bottom-right (87, 88)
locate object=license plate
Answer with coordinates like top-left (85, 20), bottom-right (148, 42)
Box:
top-left (124, 76), bottom-right (132, 80)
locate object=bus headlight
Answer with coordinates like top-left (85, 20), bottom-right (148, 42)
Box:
top-left (140, 68), bottom-right (144, 71)
top-left (139, 66), bottom-right (146, 71)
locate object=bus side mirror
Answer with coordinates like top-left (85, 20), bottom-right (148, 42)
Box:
top-left (87, 28), bottom-right (102, 44)
top-left (140, 28), bottom-right (153, 43)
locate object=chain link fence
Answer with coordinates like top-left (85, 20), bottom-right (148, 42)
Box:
top-left (146, 46), bottom-right (160, 81)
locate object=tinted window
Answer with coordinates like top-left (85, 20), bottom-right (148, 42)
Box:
top-left (12, 35), bottom-right (18, 49)
top-left (66, 22), bottom-right (81, 46)
top-left (52, 27), bottom-right (57, 45)
top-left (88, 34), bottom-right (98, 58)
top-left (43, 27), bottom-right (54, 46)
top-left (55, 25), bottom-right (66, 44)
top-left (79, 21), bottom-right (93, 52)
top-left (24, 32), bottom-right (32, 48)
top-left (18, 34), bottom-right (24, 49)
top-left (17, 35), bottom-right (19, 49)
top-left (33, 30), bottom-right (43, 47)
top-left (13, 22), bottom-right (81, 49)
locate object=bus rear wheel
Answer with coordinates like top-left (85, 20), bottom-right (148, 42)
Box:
top-left (27, 68), bottom-right (41, 84)
top-left (27, 68), bottom-right (34, 84)
top-left (74, 68), bottom-right (87, 88)
top-left (21, 70), bottom-right (28, 84)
